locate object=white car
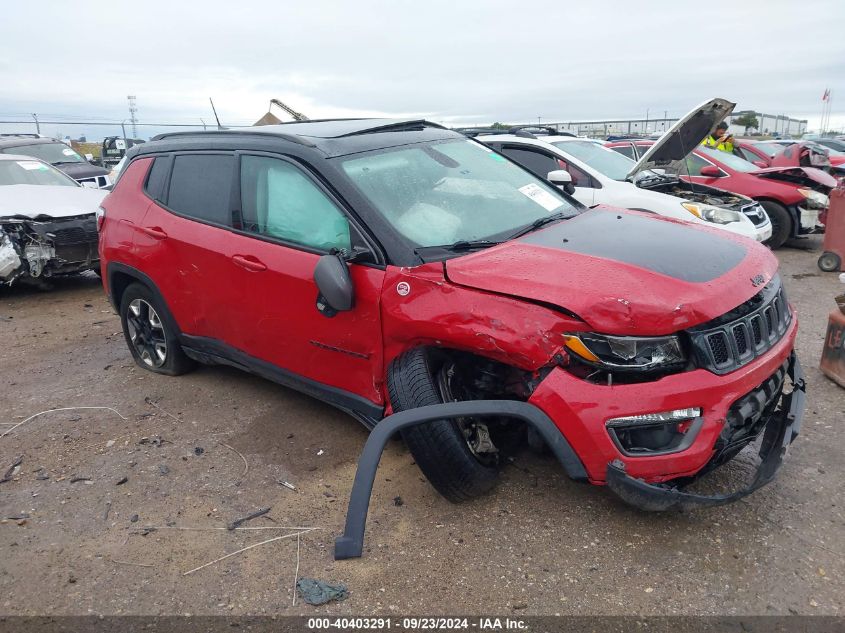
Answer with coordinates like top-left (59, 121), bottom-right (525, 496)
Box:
top-left (0, 154), bottom-right (106, 284)
top-left (477, 99), bottom-right (772, 243)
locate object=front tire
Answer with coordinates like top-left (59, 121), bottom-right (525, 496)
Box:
top-left (387, 348), bottom-right (499, 502)
top-left (760, 201), bottom-right (792, 249)
top-left (119, 283), bottom-right (195, 376)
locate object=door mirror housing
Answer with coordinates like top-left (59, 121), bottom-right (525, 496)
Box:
top-left (314, 254), bottom-right (354, 316)
top-left (547, 169), bottom-right (575, 195)
top-left (752, 160), bottom-right (768, 169)
top-left (699, 165), bottom-right (722, 177)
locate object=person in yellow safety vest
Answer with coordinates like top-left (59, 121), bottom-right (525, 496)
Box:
top-left (702, 122), bottom-right (735, 153)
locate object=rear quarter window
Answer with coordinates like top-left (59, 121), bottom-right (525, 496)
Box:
top-left (166, 154), bottom-right (234, 226)
top-left (144, 156), bottom-right (171, 201)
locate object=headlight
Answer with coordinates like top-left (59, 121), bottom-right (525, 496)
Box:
top-left (681, 202), bottom-right (742, 224)
top-left (564, 333), bottom-right (686, 370)
top-left (798, 188), bottom-right (829, 209)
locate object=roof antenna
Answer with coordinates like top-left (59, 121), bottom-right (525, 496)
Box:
top-left (209, 98), bottom-right (225, 130)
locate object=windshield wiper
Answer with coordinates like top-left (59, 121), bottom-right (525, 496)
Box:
top-left (416, 239), bottom-right (502, 254)
top-left (506, 211), bottom-right (569, 240)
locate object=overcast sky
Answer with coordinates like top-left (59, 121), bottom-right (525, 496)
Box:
top-left (1, 0), bottom-right (843, 140)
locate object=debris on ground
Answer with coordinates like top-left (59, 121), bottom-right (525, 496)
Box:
top-left (194, 446), bottom-right (204, 455)
top-left (220, 442), bottom-right (249, 478)
top-left (130, 514), bottom-right (139, 523)
top-left (0, 407), bottom-right (128, 440)
top-left (279, 481), bottom-right (296, 491)
top-left (103, 502), bottom-right (111, 521)
top-left (0, 455), bottom-right (23, 483)
top-left (393, 496), bottom-right (404, 507)
top-left (116, 476), bottom-right (128, 485)
top-left (69, 476), bottom-right (91, 484)
top-left (138, 435), bottom-right (163, 447)
top-left (296, 578), bottom-right (349, 606)
top-left (158, 464), bottom-right (170, 475)
top-left (227, 507), bottom-right (271, 530)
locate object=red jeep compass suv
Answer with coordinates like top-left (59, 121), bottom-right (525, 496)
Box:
top-left (99, 120), bottom-right (804, 538)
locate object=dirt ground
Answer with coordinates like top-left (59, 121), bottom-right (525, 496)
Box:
top-left (0, 236), bottom-right (843, 617)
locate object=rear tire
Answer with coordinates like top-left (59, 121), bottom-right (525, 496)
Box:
top-left (760, 201), bottom-right (791, 249)
top-left (119, 282), bottom-right (195, 376)
top-left (387, 348), bottom-right (498, 502)
top-left (818, 251), bottom-right (842, 272)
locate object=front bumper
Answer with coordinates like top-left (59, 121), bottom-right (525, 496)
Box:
top-left (528, 315), bottom-right (799, 485)
top-left (605, 353), bottom-right (804, 510)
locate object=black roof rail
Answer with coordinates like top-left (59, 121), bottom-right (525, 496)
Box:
top-left (151, 129), bottom-right (317, 148)
top-left (334, 119), bottom-right (446, 137)
top-left (0, 133), bottom-right (42, 138)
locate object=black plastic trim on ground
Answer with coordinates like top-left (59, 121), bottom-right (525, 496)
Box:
top-left (334, 399), bottom-right (587, 560)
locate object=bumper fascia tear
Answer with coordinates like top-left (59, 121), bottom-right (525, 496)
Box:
top-left (605, 354), bottom-right (805, 511)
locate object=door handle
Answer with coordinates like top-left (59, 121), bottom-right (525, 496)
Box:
top-left (232, 254), bottom-right (267, 272)
top-left (139, 226), bottom-right (167, 240)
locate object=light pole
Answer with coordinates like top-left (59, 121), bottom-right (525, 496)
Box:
top-left (200, 118), bottom-right (207, 131)
top-left (32, 113), bottom-right (40, 134)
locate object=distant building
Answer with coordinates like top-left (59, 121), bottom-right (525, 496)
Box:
top-left (519, 110), bottom-right (807, 138)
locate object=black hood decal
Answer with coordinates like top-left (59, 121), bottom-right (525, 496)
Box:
top-left (520, 209), bottom-right (747, 283)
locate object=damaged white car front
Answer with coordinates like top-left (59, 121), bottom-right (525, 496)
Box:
top-left (0, 155), bottom-right (106, 285)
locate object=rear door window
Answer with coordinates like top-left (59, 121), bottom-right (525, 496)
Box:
top-left (166, 154), bottom-right (234, 226)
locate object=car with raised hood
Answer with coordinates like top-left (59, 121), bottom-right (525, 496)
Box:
top-left (98, 119), bottom-right (804, 520)
top-left (607, 137), bottom-right (837, 248)
top-left (0, 135), bottom-right (111, 189)
top-left (0, 154), bottom-right (105, 285)
top-left (474, 99), bottom-right (771, 244)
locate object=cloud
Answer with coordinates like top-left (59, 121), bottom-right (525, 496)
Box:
top-left (1, 0), bottom-right (843, 137)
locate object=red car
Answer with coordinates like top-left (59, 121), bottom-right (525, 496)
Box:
top-left (735, 139), bottom-right (845, 173)
top-left (607, 140), bottom-right (836, 248)
top-left (99, 120), bottom-right (804, 556)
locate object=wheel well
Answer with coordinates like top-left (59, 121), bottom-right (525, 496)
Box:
top-left (109, 270), bottom-right (138, 309)
top-left (393, 346), bottom-right (540, 403)
top-left (755, 198), bottom-right (797, 235)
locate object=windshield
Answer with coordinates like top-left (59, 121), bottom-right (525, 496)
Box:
top-left (551, 140), bottom-right (635, 181)
top-left (699, 146), bottom-right (759, 172)
top-left (339, 138), bottom-right (579, 247)
top-left (752, 142), bottom-right (786, 157)
top-left (0, 159), bottom-right (79, 187)
top-left (0, 142), bottom-right (86, 164)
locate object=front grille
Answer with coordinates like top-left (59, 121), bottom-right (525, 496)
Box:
top-left (741, 203), bottom-right (768, 227)
top-left (689, 276), bottom-right (791, 375)
top-left (50, 225), bottom-right (98, 246)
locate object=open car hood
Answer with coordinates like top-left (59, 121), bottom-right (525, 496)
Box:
top-left (0, 185), bottom-right (107, 220)
top-left (627, 98), bottom-right (736, 180)
top-left (445, 207), bottom-right (778, 336)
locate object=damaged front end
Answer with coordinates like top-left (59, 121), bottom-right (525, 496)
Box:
top-left (606, 353), bottom-right (805, 511)
top-left (0, 214), bottom-right (99, 285)
top-left (637, 173), bottom-right (769, 230)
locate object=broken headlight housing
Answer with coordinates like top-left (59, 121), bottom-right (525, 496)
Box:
top-left (681, 202), bottom-right (742, 224)
top-left (797, 188), bottom-right (829, 210)
top-left (564, 333), bottom-right (686, 371)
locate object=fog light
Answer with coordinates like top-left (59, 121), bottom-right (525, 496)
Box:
top-left (606, 408), bottom-right (702, 456)
top-left (607, 407), bottom-right (701, 428)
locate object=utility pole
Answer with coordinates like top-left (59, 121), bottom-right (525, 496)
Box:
top-left (538, 115), bottom-right (541, 128)
top-left (200, 118), bottom-right (207, 131)
top-left (121, 121), bottom-right (127, 143)
top-left (127, 95), bottom-right (138, 138)
top-left (32, 113), bottom-right (40, 134)
top-left (645, 108), bottom-right (650, 133)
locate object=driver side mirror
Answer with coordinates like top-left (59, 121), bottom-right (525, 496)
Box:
top-left (752, 160), bottom-right (767, 169)
top-left (699, 165), bottom-right (723, 178)
top-left (314, 254), bottom-right (354, 317)
top-left (84, 153), bottom-right (94, 162)
top-left (547, 169), bottom-right (576, 195)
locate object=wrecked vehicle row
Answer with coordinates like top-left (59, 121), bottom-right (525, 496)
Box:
top-left (0, 154), bottom-right (103, 285)
top-left (95, 110), bottom-right (805, 557)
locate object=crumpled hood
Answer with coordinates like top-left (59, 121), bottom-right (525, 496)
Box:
top-left (0, 184), bottom-right (107, 219)
top-left (445, 207), bottom-right (779, 336)
top-left (750, 166), bottom-right (838, 190)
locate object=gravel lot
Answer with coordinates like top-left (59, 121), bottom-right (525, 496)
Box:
top-left (0, 236), bottom-right (843, 616)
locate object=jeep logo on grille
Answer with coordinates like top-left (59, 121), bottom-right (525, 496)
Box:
top-left (751, 274), bottom-right (766, 287)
